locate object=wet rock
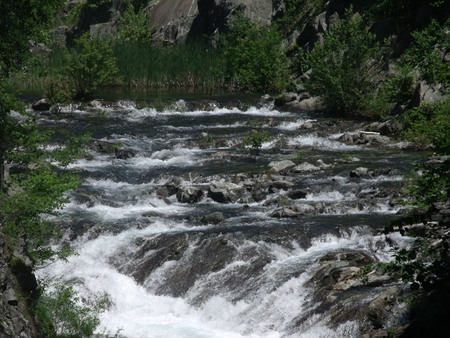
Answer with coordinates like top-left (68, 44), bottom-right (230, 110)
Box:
top-left (271, 203), bottom-right (316, 218)
top-left (339, 132), bottom-right (390, 145)
top-left (201, 212), bottom-right (225, 225)
top-left (176, 185), bottom-right (204, 203)
top-left (288, 189), bottom-right (308, 200)
top-left (115, 148), bottom-right (137, 159)
top-left (293, 162), bottom-right (322, 172)
top-left (269, 179), bottom-right (294, 191)
top-left (31, 98), bottom-right (51, 111)
top-left (268, 160), bottom-right (296, 173)
top-left (350, 167), bottom-right (369, 178)
top-left (366, 121), bottom-right (399, 136)
top-left (208, 181), bottom-right (245, 203)
top-left (317, 159), bottom-right (332, 169)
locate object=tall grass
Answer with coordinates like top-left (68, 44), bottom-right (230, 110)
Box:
top-left (13, 41), bottom-right (225, 92)
top-left (114, 42), bottom-right (224, 89)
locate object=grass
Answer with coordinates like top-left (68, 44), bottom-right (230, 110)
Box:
top-left (12, 41), bottom-right (225, 93)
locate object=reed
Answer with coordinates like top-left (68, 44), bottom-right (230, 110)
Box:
top-left (113, 42), bottom-right (224, 89)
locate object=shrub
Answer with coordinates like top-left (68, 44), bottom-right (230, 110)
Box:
top-left (218, 17), bottom-right (290, 92)
top-left (117, 4), bottom-right (154, 43)
top-left (302, 8), bottom-right (386, 116)
top-left (65, 34), bottom-right (119, 98)
top-left (34, 284), bottom-right (108, 337)
top-left (243, 129), bottom-right (272, 150)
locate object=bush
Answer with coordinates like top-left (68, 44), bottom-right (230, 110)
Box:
top-left (34, 284), bottom-right (107, 337)
top-left (243, 129), bottom-right (272, 151)
top-left (117, 4), bottom-right (154, 43)
top-left (402, 18), bottom-right (450, 92)
top-left (302, 8), bottom-right (386, 116)
top-left (218, 17), bottom-right (290, 92)
top-left (65, 34), bottom-right (118, 98)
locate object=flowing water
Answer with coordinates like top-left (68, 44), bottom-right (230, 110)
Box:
top-left (35, 96), bottom-right (424, 337)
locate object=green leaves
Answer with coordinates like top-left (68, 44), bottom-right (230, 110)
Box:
top-left (34, 284), bottom-right (108, 337)
top-left (219, 17), bottom-right (290, 92)
top-left (65, 34), bottom-right (119, 98)
top-left (302, 8), bottom-right (385, 116)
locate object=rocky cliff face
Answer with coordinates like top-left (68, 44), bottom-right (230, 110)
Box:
top-left (0, 233), bottom-right (42, 337)
top-left (146, 0), bottom-right (273, 42)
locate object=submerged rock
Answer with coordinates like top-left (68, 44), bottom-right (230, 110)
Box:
top-left (201, 212), bottom-right (225, 225)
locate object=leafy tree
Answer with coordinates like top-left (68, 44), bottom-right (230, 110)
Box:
top-left (0, 0), bottom-right (64, 77)
top-left (402, 18), bottom-right (450, 92)
top-left (117, 4), bottom-right (154, 42)
top-left (219, 17), bottom-right (290, 92)
top-left (65, 34), bottom-right (119, 98)
top-left (302, 8), bottom-right (386, 116)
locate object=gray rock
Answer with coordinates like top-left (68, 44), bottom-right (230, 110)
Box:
top-left (293, 162), bottom-right (321, 172)
top-left (31, 98), bottom-right (51, 111)
top-left (201, 212), bottom-right (225, 224)
top-left (268, 160), bottom-right (296, 173)
top-left (176, 185), bottom-right (204, 203)
top-left (350, 167), bottom-right (369, 178)
top-left (208, 181), bottom-right (245, 203)
top-left (288, 189), bottom-right (308, 200)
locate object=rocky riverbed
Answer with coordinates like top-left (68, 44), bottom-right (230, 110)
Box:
top-left (16, 97), bottom-right (429, 336)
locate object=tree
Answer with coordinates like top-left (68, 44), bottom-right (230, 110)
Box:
top-left (302, 8), bottom-right (385, 116)
top-left (218, 17), bottom-right (291, 92)
top-left (65, 34), bottom-right (119, 98)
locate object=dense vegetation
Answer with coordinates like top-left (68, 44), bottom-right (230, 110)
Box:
top-left (0, 1), bottom-right (104, 336)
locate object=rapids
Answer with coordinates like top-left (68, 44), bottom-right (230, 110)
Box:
top-left (36, 98), bottom-right (422, 337)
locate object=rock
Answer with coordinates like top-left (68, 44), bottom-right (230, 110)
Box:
top-left (366, 121), bottom-right (399, 136)
top-left (271, 207), bottom-right (300, 218)
top-left (316, 159), bottom-right (332, 169)
top-left (201, 212), bottom-right (225, 224)
top-left (115, 148), bottom-right (137, 159)
top-left (288, 189), bottom-right (308, 200)
top-left (293, 162), bottom-right (321, 172)
top-left (147, 0), bottom-right (273, 43)
top-left (350, 167), bottom-right (369, 178)
top-left (208, 181), bottom-right (245, 203)
top-left (268, 160), bottom-right (296, 173)
top-left (290, 97), bottom-right (324, 112)
top-left (292, 203), bottom-right (316, 214)
top-left (339, 132), bottom-right (390, 145)
top-left (176, 185), bottom-right (204, 203)
top-left (31, 98), bottom-right (51, 111)
top-left (270, 180), bottom-right (294, 191)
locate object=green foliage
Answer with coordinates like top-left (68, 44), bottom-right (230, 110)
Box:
top-left (380, 99), bottom-right (450, 291)
top-left (117, 4), bottom-right (154, 42)
top-left (402, 99), bottom-right (450, 152)
top-left (402, 19), bottom-right (450, 92)
top-left (243, 130), bottom-right (272, 150)
top-left (0, 0), bottom-right (64, 77)
top-left (218, 17), bottom-right (291, 92)
top-left (275, 0), bottom-right (326, 32)
top-left (34, 284), bottom-right (107, 337)
top-left (65, 34), bottom-right (119, 98)
top-left (302, 8), bottom-right (386, 116)
top-left (44, 78), bottom-right (75, 108)
top-left (114, 41), bottom-right (221, 88)
top-left (380, 65), bottom-right (416, 105)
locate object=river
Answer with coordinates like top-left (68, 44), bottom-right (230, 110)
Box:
top-left (35, 94), bottom-right (423, 337)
